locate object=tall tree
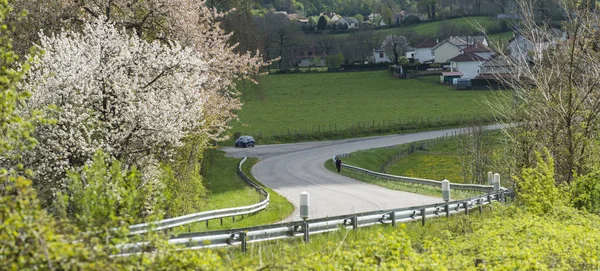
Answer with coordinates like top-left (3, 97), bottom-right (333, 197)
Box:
top-left (494, 0), bottom-right (600, 184)
top-left (317, 15), bottom-right (328, 30)
top-left (382, 35), bottom-right (410, 64)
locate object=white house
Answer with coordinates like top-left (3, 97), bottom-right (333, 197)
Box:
top-left (295, 46), bottom-right (326, 67)
top-left (449, 52), bottom-right (487, 79)
top-left (337, 17), bottom-right (359, 29)
top-left (413, 39), bottom-right (438, 63)
top-left (508, 29), bottom-right (566, 62)
top-left (431, 37), bottom-right (467, 63)
top-left (373, 48), bottom-right (391, 63)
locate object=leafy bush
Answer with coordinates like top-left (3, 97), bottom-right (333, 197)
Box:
top-left (514, 150), bottom-right (568, 214)
top-left (571, 170), bottom-right (600, 215)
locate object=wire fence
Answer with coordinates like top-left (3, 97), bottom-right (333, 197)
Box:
top-left (249, 113), bottom-right (495, 144)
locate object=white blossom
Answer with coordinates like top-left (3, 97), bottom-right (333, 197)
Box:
top-left (20, 18), bottom-right (210, 202)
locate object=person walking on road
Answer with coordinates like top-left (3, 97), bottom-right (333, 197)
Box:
top-left (335, 156), bottom-right (342, 173)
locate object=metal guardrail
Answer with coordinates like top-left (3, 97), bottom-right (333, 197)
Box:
top-left (127, 157), bottom-right (269, 235)
top-left (119, 190), bottom-right (511, 254)
top-left (335, 155), bottom-right (494, 192)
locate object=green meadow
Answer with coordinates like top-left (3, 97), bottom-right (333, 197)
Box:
top-left (232, 71), bottom-right (504, 139)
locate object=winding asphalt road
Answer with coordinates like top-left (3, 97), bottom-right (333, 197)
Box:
top-left (223, 125), bottom-right (502, 222)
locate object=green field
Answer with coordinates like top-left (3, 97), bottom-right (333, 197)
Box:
top-left (173, 151), bottom-right (293, 233)
top-left (232, 71), bottom-right (504, 139)
top-left (379, 16), bottom-right (500, 37)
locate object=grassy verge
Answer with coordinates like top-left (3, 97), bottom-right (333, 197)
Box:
top-left (324, 159), bottom-right (480, 200)
top-left (230, 71), bottom-right (506, 144)
top-left (171, 151), bottom-right (293, 233)
top-left (216, 204), bottom-right (600, 270)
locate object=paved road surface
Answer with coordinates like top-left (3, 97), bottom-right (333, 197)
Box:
top-left (223, 125), bottom-right (502, 221)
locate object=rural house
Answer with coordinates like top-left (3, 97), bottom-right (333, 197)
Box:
top-left (295, 46), bottom-right (326, 67)
top-left (461, 42), bottom-right (495, 60)
top-left (336, 17), bottom-right (359, 29)
top-left (448, 52), bottom-right (487, 79)
top-left (373, 48), bottom-right (391, 63)
top-left (508, 29), bottom-right (567, 62)
top-left (413, 38), bottom-right (438, 63)
top-left (431, 36), bottom-right (468, 63)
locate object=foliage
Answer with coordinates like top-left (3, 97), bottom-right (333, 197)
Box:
top-left (326, 52), bottom-right (345, 67)
top-left (0, 0), bottom-right (38, 179)
top-left (354, 13), bottom-right (364, 22)
top-left (231, 205), bottom-right (600, 270)
top-left (57, 151), bottom-right (149, 230)
top-left (19, 18), bottom-right (212, 211)
top-left (571, 169), bottom-right (600, 215)
top-left (493, 0), bottom-right (600, 184)
top-left (514, 150), bottom-right (567, 215)
top-left (382, 35), bottom-right (410, 64)
top-left (0, 178), bottom-right (97, 270)
top-left (160, 135), bottom-right (209, 218)
top-left (317, 15), bottom-right (328, 30)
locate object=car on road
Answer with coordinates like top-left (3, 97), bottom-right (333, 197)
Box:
top-left (235, 135), bottom-right (255, 148)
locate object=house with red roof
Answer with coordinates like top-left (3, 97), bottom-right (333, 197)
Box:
top-left (449, 52), bottom-right (488, 79)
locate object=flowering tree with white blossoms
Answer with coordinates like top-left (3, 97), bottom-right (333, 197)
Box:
top-left (12, 0), bottom-right (267, 141)
top-left (20, 18), bottom-right (213, 210)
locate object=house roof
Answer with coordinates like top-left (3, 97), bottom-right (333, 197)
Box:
top-left (442, 71), bottom-right (464, 76)
top-left (342, 17), bottom-right (359, 24)
top-left (480, 56), bottom-right (512, 67)
top-left (449, 52), bottom-right (487, 62)
top-left (432, 37), bottom-right (467, 50)
top-left (416, 39), bottom-right (438, 48)
top-left (475, 73), bottom-right (512, 79)
top-left (458, 36), bottom-right (487, 44)
top-left (287, 13), bottom-right (305, 20)
top-left (461, 42), bottom-right (494, 53)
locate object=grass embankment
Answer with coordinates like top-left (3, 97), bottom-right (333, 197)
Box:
top-left (232, 71), bottom-right (505, 144)
top-left (218, 204), bottom-right (600, 270)
top-left (172, 151), bottom-right (293, 233)
top-left (325, 156), bottom-right (480, 200)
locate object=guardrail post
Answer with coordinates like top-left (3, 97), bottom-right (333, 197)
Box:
top-left (232, 215), bottom-right (235, 223)
top-left (493, 173), bottom-right (501, 192)
top-left (220, 217), bottom-right (223, 226)
top-left (390, 212), bottom-right (396, 227)
top-left (445, 203), bottom-right (450, 219)
top-left (420, 208), bottom-right (426, 226)
top-left (464, 202), bottom-right (469, 215)
top-left (478, 198), bottom-right (483, 214)
top-left (352, 215), bottom-right (358, 230)
top-left (442, 179), bottom-right (451, 202)
top-left (240, 232), bottom-right (247, 253)
top-left (206, 220), bottom-right (209, 229)
top-left (303, 221), bottom-right (310, 243)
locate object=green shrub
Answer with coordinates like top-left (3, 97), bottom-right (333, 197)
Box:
top-left (571, 170), bottom-right (600, 214)
top-left (514, 150), bottom-right (568, 214)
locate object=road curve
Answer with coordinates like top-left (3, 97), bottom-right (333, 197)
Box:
top-left (223, 125), bottom-right (502, 221)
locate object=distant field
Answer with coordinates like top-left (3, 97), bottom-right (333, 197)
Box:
top-left (231, 71), bottom-right (505, 138)
top-left (335, 16), bottom-right (511, 39)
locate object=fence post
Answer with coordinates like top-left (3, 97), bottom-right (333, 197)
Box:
top-left (420, 208), bottom-right (426, 226)
top-left (445, 203), bottom-right (450, 219)
top-left (240, 232), bottom-right (247, 253)
top-left (303, 221), bottom-right (310, 243)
